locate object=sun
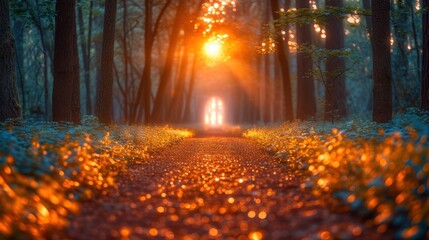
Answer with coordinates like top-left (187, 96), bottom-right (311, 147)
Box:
top-left (204, 40), bottom-right (222, 58)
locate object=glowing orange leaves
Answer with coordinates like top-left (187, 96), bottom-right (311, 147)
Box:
top-left (195, 0), bottom-right (236, 36)
top-left (245, 123), bottom-right (429, 239)
top-left (0, 122), bottom-right (193, 239)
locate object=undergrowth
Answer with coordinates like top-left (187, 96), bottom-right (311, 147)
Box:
top-left (244, 110), bottom-right (429, 239)
top-left (0, 116), bottom-right (193, 239)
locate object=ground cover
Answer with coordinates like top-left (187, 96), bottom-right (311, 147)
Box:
top-left (244, 109), bottom-right (429, 239)
top-left (0, 116), bottom-right (193, 239)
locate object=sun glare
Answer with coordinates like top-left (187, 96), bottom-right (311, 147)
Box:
top-left (204, 40), bottom-right (222, 58)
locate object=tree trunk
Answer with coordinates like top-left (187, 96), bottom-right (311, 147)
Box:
top-left (168, 35), bottom-right (190, 123)
top-left (87, 1), bottom-right (93, 113)
top-left (95, 0), bottom-right (117, 124)
top-left (407, 0), bottom-right (420, 82)
top-left (362, 0), bottom-right (372, 35)
top-left (93, 1), bottom-right (104, 115)
top-left (325, 0), bottom-right (347, 121)
top-left (183, 55), bottom-right (198, 123)
top-left (31, 0), bottom-right (54, 120)
top-left (71, 9), bottom-right (81, 124)
top-left (122, 0), bottom-right (129, 121)
top-left (0, 0), bottom-right (21, 121)
top-left (422, 0), bottom-right (429, 110)
top-left (296, 0), bottom-right (316, 120)
top-left (263, 1), bottom-right (272, 123)
top-left (140, 0), bottom-right (153, 124)
top-left (52, 0), bottom-right (80, 123)
top-left (273, 57), bottom-right (282, 122)
top-left (131, 0), bottom-right (172, 124)
top-left (363, 0), bottom-right (373, 112)
top-left (77, 0), bottom-right (92, 115)
top-left (151, 0), bottom-right (186, 123)
top-left (372, 0), bottom-right (392, 122)
top-left (270, 0), bottom-right (294, 121)
top-left (391, 0), bottom-right (409, 109)
top-left (13, 18), bottom-right (26, 113)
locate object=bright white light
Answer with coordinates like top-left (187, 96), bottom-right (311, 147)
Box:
top-left (204, 40), bottom-right (222, 58)
top-left (204, 97), bottom-right (224, 127)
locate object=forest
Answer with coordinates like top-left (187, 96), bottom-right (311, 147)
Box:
top-left (1, 0), bottom-right (429, 239)
top-left (0, 0), bottom-right (426, 124)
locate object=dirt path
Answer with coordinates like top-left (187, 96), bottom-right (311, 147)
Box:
top-left (64, 137), bottom-right (385, 239)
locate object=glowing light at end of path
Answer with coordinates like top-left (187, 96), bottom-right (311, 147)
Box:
top-left (204, 97), bottom-right (224, 126)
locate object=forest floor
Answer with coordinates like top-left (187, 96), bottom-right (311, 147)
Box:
top-left (63, 136), bottom-right (386, 240)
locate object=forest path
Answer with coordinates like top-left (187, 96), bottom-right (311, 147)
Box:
top-left (64, 137), bottom-right (384, 239)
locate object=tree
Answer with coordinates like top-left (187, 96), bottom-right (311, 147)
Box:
top-left (270, 0), bottom-right (294, 121)
top-left (263, 1), bottom-right (272, 123)
top-left (168, 9), bottom-right (191, 123)
top-left (151, 0), bottom-right (186, 123)
top-left (0, 0), bottom-right (21, 121)
top-left (77, 0), bottom-right (93, 115)
top-left (422, 0), bottom-right (429, 110)
top-left (296, 0), bottom-right (316, 120)
top-left (12, 14), bottom-right (26, 113)
top-left (130, 0), bottom-right (172, 124)
top-left (325, 0), bottom-right (347, 121)
top-left (23, 0), bottom-right (55, 120)
top-left (52, 0), bottom-right (80, 123)
top-left (95, 0), bottom-right (117, 124)
top-left (362, 0), bottom-right (372, 34)
top-left (372, 0), bottom-right (392, 122)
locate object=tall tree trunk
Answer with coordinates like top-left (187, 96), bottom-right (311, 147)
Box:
top-left (93, 1), bottom-right (104, 114)
top-left (122, 0), bottom-right (129, 121)
top-left (131, 0), bottom-right (172, 124)
top-left (325, 0), bottom-right (347, 121)
top-left (407, 0), bottom-right (420, 82)
top-left (71, 9), bottom-right (81, 124)
top-left (372, 0), bottom-right (392, 123)
top-left (270, 0), bottom-right (294, 121)
top-left (140, 0), bottom-right (153, 124)
top-left (391, 0), bottom-right (409, 109)
top-left (255, 51), bottom-right (262, 122)
top-left (263, 53), bottom-right (271, 123)
top-left (52, 0), bottom-right (80, 123)
top-left (273, 57), bottom-right (282, 122)
top-left (95, 0), bottom-right (117, 124)
top-left (296, 0), bottom-right (316, 120)
top-left (0, 0), bottom-right (21, 121)
top-left (363, 0), bottom-right (373, 111)
top-left (31, 0), bottom-right (54, 120)
top-left (151, 0), bottom-right (186, 123)
top-left (77, 0), bottom-right (92, 115)
top-left (13, 18), bottom-right (26, 113)
top-left (422, 0), bottom-right (429, 110)
top-left (362, 0), bottom-right (372, 35)
top-left (263, 0), bottom-right (272, 123)
top-left (87, 1), bottom-right (93, 114)
top-left (183, 55), bottom-right (198, 123)
top-left (168, 42), bottom-right (189, 122)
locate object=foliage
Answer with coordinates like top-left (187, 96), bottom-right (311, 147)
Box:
top-left (275, 6), bottom-right (368, 28)
top-left (10, 0), bottom-right (56, 29)
top-left (244, 111), bottom-right (429, 239)
top-left (0, 117), bottom-right (193, 239)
